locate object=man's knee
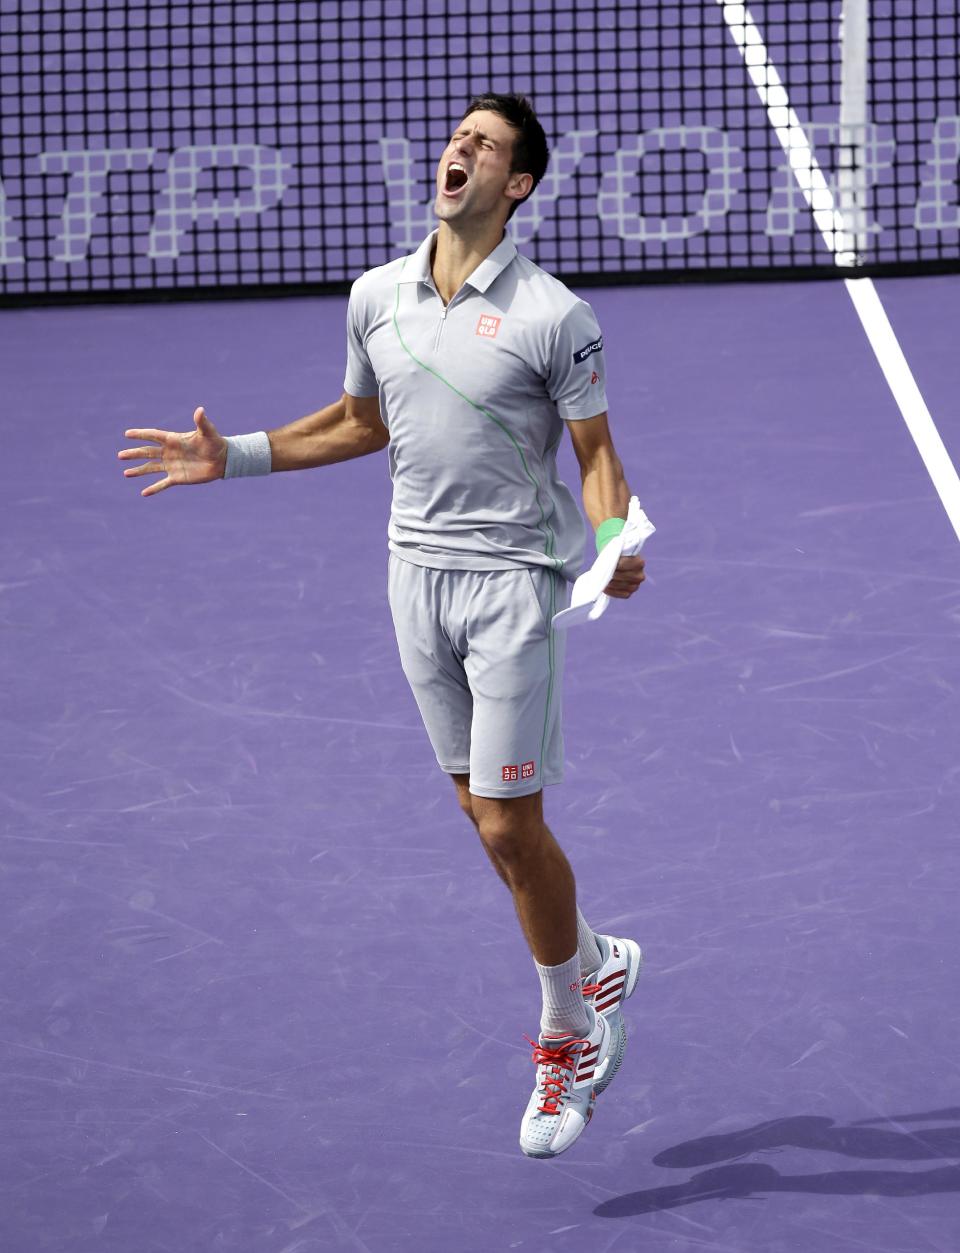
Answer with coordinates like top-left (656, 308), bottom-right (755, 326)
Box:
top-left (472, 792), bottom-right (544, 867)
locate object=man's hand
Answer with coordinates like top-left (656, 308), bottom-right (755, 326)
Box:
top-left (604, 554), bottom-right (646, 599)
top-left (118, 406), bottom-right (228, 497)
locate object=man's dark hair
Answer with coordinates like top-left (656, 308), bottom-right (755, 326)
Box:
top-left (461, 92), bottom-right (549, 219)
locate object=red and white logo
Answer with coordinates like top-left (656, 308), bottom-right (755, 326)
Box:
top-left (521, 761), bottom-right (535, 779)
top-left (502, 764), bottom-right (519, 781)
top-left (591, 370), bottom-right (599, 384)
top-left (476, 314), bottom-right (501, 339)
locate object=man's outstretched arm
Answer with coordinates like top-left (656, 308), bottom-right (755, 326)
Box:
top-left (267, 393), bottom-right (388, 471)
top-left (118, 393), bottom-right (388, 497)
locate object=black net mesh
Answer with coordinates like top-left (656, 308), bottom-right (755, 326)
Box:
top-left (0, 0), bottom-right (957, 302)
top-left (870, 1), bottom-right (960, 264)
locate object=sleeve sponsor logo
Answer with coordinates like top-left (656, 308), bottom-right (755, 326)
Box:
top-left (573, 336), bottom-right (603, 363)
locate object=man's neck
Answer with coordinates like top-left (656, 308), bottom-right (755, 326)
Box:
top-left (431, 218), bottom-right (506, 305)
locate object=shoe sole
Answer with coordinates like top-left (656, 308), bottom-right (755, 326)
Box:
top-left (594, 1016), bottom-right (626, 1095)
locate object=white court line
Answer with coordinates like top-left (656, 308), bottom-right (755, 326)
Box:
top-left (844, 277), bottom-right (960, 542)
top-left (717, 1), bottom-right (960, 544)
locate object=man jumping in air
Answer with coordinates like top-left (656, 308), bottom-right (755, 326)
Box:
top-left (118, 93), bottom-right (646, 1159)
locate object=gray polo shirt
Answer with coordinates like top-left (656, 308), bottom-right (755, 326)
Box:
top-left (344, 230), bottom-right (608, 581)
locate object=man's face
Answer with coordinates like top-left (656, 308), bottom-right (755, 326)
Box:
top-left (435, 109), bottom-right (528, 225)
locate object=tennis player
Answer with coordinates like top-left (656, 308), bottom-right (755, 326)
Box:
top-left (118, 93), bottom-right (646, 1159)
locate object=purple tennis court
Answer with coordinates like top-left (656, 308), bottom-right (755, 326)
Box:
top-left (2, 270), bottom-right (958, 1251)
top-left (4, 0), bottom-right (960, 1247)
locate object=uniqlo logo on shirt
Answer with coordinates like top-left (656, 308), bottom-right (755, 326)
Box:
top-left (502, 764), bottom-right (519, 781)
top-left (476, 314), bottom-right (501, 339)
top-left (521, 761), bottom-right (535, 779)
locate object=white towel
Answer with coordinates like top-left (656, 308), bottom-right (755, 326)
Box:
top-left (552, 496), bottom-right (655, 631)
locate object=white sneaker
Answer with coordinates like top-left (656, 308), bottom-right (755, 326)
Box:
top-left (582, 934), bottom-right (643, 1094)
top-left (519, 1005), bottom-right (610, 1159)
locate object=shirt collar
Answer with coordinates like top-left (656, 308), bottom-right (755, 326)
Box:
top-left (465, 231), bottom-right (518, 292)
top-left (398, 229), bottom-right (518, 294)
top-left (399, 231), bottom-right (439, 285)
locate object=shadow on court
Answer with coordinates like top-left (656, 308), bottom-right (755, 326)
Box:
top-left (595, 1112), bottom-right (960, 1218)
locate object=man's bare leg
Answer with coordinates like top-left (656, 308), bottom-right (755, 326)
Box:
top-left (450, 775), bottom-right (637, 1156)
top-left (451, 774), bottom-right (576, 966)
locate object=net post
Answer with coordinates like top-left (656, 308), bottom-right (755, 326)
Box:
top-left (838, 0), bottom-right (870, 265)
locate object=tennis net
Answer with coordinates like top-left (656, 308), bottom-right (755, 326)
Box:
top-left (1, 0), bottom-right (958, 302)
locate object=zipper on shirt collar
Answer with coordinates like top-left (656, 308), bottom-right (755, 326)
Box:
top-left (434, 301), bottom-right (448, 349)
top-left (431, 284), bottom-right (466, 349)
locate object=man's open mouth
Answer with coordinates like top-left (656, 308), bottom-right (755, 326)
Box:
top-left (443, 161), bottom-right (469, 194)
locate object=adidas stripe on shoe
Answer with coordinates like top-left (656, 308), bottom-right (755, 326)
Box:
top-left (582, 934), bottom-right (643, 1095)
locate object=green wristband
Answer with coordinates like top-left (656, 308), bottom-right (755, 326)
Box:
top-left (595, 516), bottom-right (627, 553)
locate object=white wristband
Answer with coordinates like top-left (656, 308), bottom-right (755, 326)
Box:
top-left (224, 431), bottom-right (272, 478)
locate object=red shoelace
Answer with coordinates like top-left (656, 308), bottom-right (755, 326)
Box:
top-left (525, 1035), bottom-right (587, 1114)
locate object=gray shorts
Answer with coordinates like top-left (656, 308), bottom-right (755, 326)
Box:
top-left (387, 554), bottom-right (570, 798)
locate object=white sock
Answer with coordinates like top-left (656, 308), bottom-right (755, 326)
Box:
top-left (576, 907), bottom-right (603, 977)
top-left (535, 951), bottom-right (591, 1038)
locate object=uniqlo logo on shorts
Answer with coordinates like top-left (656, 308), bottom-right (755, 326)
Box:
top-left (521, 761), bottom-right (535, 779)
top-left (502, 764), bottom-right (519, 781)
top-left (476, 314), bottom-right (501, 338)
